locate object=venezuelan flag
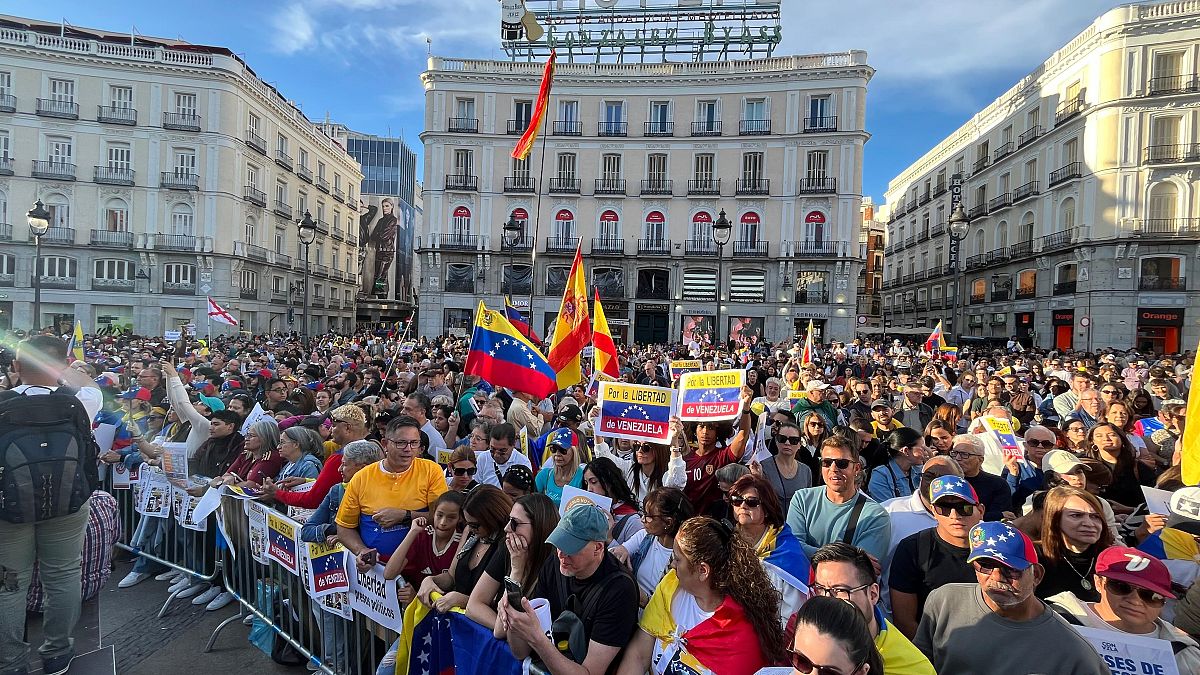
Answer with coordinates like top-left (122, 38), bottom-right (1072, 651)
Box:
top-left (394, 598), bottom-right (455, 675)
top-left (641, 571), bottom-right (768, 675)
top-left (464, 302), bottom-right (559, 398)
top-left (511, 51), bottom-right (556, 161)
top-left (1182, 334), bottom-right (1200, 485)
top-left (592, 289), bottom-right (620, 379)
top-left (756, 524), bottom-right (811, 621)
top-left (924, 321), bottom-right (943, 353)
top-left (504, 297), bottom-right (540, 345)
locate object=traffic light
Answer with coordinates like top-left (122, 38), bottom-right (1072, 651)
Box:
top-left (287, 307), bottom-right (295, 324)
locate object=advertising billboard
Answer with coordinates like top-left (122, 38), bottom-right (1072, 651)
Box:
top-left (357, 196), bottom-right (415, 303)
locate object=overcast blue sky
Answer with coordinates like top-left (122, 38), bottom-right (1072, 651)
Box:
top-left (5, 0), bottom-right (1121, 202)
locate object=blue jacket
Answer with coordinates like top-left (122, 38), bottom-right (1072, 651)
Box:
top-left (300, 482), bottom-right (345, 543)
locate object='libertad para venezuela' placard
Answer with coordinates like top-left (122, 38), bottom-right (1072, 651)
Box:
top-left (678, 369), bottom-right (745, 422)
top-left (597, 382), bottom-right (674, 443)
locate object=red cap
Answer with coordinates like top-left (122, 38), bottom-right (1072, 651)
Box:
top-left (258, 369), bottom-right (273, 379)
top-left (1096, 546), bottom-right (1175, 599)
top-left (135, 387), bottom-right (152, 402)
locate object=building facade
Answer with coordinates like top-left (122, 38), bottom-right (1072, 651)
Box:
top-left (882, 1), bottom-right (1200, 354)
top-left (416, 52), bottom-right (872, 345)
top-left (0, 17), bottom-right (363, 336)
top-left (857, 197), bottom-right (884, 330)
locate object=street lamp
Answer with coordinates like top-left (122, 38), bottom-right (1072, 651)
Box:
top-left (947, 202), bottom-right (971, 344)
top-left (502, 215), bottom-right (523, 299)
top-left (711, 208), bottom-right (732, 347)
top-left (27, 200), bottom-right (51, 332)
top-left (297, 210), bottom-right (316, 344)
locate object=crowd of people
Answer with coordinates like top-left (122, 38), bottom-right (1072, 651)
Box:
top-left (2, 326), bottom-right (1199, 675)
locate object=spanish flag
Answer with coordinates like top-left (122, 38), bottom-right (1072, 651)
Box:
top-left (511, 50), bottom-right (556, 161)
top-left (546, 244), bottom-right (590, 389)
top-left (1181, 334), bottom-right (1199, 485)
top-left (592, 289), bottom-right (620, 380)
top-left (641, 571), bottom-right (767, 675)
top-left (799, 319), bottom-right (814, 367)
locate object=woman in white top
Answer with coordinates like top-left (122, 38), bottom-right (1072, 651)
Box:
top-left (594, 438), bottom-right (683, 508)
top-left (611, 487), bottom-right (693, 606)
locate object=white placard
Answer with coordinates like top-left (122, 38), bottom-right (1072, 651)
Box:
top-left (93, 423), bottom-right (117, 454)
top-left (348, 563), bottom-right (404, 633)
top-left (559, 484), bottom-right (613, 516)
top-left (1072, 625), bottom-right (1179, 675)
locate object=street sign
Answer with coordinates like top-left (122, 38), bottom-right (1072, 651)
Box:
top-left (199, 284), bottom-right (212, 294)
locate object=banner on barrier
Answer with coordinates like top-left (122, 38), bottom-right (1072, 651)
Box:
top-left (305, 542), bottom-right (351, 598)
top-left (349, 563), bottom-right (404, 633)
top-left (112, 463), bottom-right (132, 490)
top-left (267, 511), bottom-right (300, 574)
top-left (247, 502), bottom-right (270, 564)
top-left (136, 471), bottom-right (171, 518)
top-left (596, 382), bottom-right (674, 443)
top-left (172, 488), bottom-right (207, 531)
top-left (678, 369), bottom-right (745, 422)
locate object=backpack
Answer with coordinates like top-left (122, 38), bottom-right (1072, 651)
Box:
top-left (0, 386), bottom-right (100, 523)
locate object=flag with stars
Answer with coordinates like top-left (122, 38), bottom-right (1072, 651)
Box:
top-left (448, 611), bottom-right (523, 675)
top-left (394, 597), bottom-right (455, 675)
top-left (464, 301), bottom-right (559, 398)
top-left (597, 381), bottom-right (674, 443)
top-left (678, 369), bottom-right (746, 422)
top-left (304, 541), bottom-right (350, 599)
top-left (266, 511), bottom-right (300, 575)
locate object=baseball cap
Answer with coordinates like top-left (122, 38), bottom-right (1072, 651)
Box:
top-left (548, 427), bottom-right (577, 450)
top-left (556, 404), bottom-right (584, 423)
top-left (804, 381), bottom-right (829, 393)
top-left (1095, 546), bottom-right (1175, 599)
top-left (1041, 449), bottom-right (1086, 475)
top-left (1169, 486), bottom-right (1200, 536)
top-left (967, 521), bottom-right (1038, 571)
top-left (870, 399), bottom-right (892, 410)
top-left (120, 387), bottom-right (152, 402)
top-left (258, 369), bottom-right (273, 379)
top-left (929, 476), bottom-right (979, 505)
top-left (547, 504), bottom-right (609, 555)
top-left (197, 394), bottom-right (225, 412)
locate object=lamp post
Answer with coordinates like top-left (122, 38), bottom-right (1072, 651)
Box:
top-left (502, 215), bottom-right (523, 300)
top-left (711, 208), bottom-right (732, 348)
top-left (297, 210), bottom-right (316, 345)
top-left (947, 202), bottom-right (971, 344)
top-left (26, 200), bottom-right (51, 332)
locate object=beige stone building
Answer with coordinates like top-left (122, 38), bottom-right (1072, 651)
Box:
top-left (882, 1), bottom-right (1200, 354)
top-left (417, 52), bottom-right (872, 345)
top-left (0, 16), bottom-right (363, 335)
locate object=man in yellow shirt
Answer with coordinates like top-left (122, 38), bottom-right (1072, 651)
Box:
top-left (870, 399), bottom-right (905, 439)
top-left (336, 415), bottom-right (447, 569)
top-left (811, 542), bottom-right (935, 675)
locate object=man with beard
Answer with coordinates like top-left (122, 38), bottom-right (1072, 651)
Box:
top-left (913, 521), bottom-right (1106, 674)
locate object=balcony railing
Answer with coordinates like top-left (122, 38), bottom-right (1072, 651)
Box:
top-left (445, 174), bottom-right (479, 191)
top-left (332, 228), bottom-right (345, 242)
top-left (931, 221), bottom-right (946, 237)
top-left (687, 179), bottom-right (721, 196)
top-left (598, 121), bottom-right (627, 137)
top-left (275, 150), bottom-right (293, 171)
top-left (1048, 161), bottom-right (1083, 186)
top-left (0, 223), bottom-right (10, 241)
top-left (501, 281), bottom-right (533, 296)
top-left (594, 179), bottom-right (626, 195)
top-left (315, 176), bottom-right (330, 193)
top-left (274, 201), bottom-right (293, 219)
top-left (447, 117), bottom-right (479, 133)
top-left (546, 237), bottom-right (580, 253)
top-left (94, 166), bottom-right (135, 186)
top-left (691, 121), bottom-right (722, 136)
top-left (795, 240), bottom-right (842, 256)
top-left (1148, 74), bottom-right (1198, 95)
top-left (798, 177), bottom-right (837, 194)
top-left (736, 178), bottom-right (770, 195)
top-left (638, 238), bottom-right (671, 255)
top-left (1134, 218), bottom-right (1200, 237)
top-left (160, 171), bottom-right (198, 190)
top-left (967, 203), bottom-right (989, 219)
top-left (993, 142), bottom-right (1014, 161)
top-left (553, 120), bottom-right (582, 136)
top-left (591, 238), bottom-right (624, 255)
top-left (1042, 228), bottom-right (1076, 251)
top-left (965, 254), bottom-right (985, 270)
top-left (734, 240), bottom-right (768, 256)
top-left (644, 121), bottom-right (674, 136)
top-left (39, 275), bottom-right (77, 290)
top-left (1018, 125), bottom-right (1044, 147)
top-left (244, 185), bottom-right (266, 207)
top-left (640, 179), bottom-right (673, 195)
top-left (297, 164), bottom-right (313, 182)
top-left (1007, 241), bottom-right (1034, 258)
top-left (0, 157), bottom-right (11, 176)
top-left (504, 176), bottom-right (536, 193)
top-left (991, 288), bottom-right (1010, 301)
top-left (245, 129), bottom-right (267, 155)
top-left (502, 236), bottom-right (534, 253)
top-left (1053, 280), bottom-right (1077, 295)
top-left (155, 234), bottom-right (196, 251)
top-left (685, 238), bottom-right (718, 256)
top-left (438, 233), bottom-right (479, 250)
top-left (37, 226), bottom-right (75, 245)
top-left (333, 187), bottom-right (345, 202)
top-left (1056, 96), bottom-right (1085, 123)
top-left (549, 177), bottom-right (581, 194)
top-left (97, 105), bottom-right (136, 125)
top-left (445, 279), bottom-right (475, 294)
top-left (36, 98), bottom-right (78, 119)
top-left (246, 244), bottom-right (269, 261)
top-left (794, 289), bottom-right (829, 304)
top-left (507, 119), bottom-right (530, 135)
top-left (933, 181), bottom-right (947, 197)
top-left (163, 280), bottom-right (196, 295)
top-left (162, 111), bottom-right (200, 131)
top-left (0, 93), bottom-right (14, 113)
top-left (314, 219), bottom-right (330, 236)
top-left (919, 191), bottom-right (931, 205)
top-left (988, 192), bottom-right (1013, 211)
top-left (972, 156), bottom-right (989, 172)
top-left (739, 119), bottom-right (771, 135)
top-left (1139, 276), bottom-right (1186, 291)
top-left (1012, 181), bottom-right (1040, 202)
top-left (31, 160), bottom-right (76, 181)
top-left (89, 229), bottom-right (132, 248)
top-left (1015, 285), bottom-right (1036, 300)
top-left (240, 287), bottom-right (258, 300)
top-left (803, 116), bottom-right (838, 133)
top-left (970, 293), bottom-right (986, 304)
top-left (1144, 144), bottom-right (1200, 165)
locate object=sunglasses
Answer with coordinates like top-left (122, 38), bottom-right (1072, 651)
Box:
top-left (1103, 578), bottom-right (1166, 606)
top-left (789, 648), bottom-right (859, 675)
top-left (727, 494), bottom-right (762, 508)
top-left (506, 516), bottom-right (530, 530)
top-left (973, 559), bottom-right (1024, 581)
top-left (1026, 439), bottom-right (1056, 448)
top-left (948, 451), bottom-right (982, 461)
top-left (633, 443), bottom-right (655, 453)
top-left (821, 458), bottom-right (853, 470)
top-left (451, 466), bottom-right (478, 477)
top-left (933, 501), bottom-right (977, 517)
top-left (777, 435), bottom-right (802, 444)
top-left (551, 446), bottom-right (571, 455)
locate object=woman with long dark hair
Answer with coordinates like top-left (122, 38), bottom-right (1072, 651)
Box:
top-left (612, 488), bottom-right (693, 606)
top-left (465, 493), bottom-right (559, 630)
top-left (1035, 486), bottom-right (1113, 602)
top-left (583, 457), bottom-right (644, 546)
top-left (789, 596), bottom-right (883, 675)
top-left (416, 485), bottom-right (513, 613)
top-left (866, 427), bottom-right (928, 502)
top-left (727, 474), bottom-right (811, 622)
top-left (616, 517), bottom-right (786, 675)
top-left (1087, 422), bottom-right (1151, 512)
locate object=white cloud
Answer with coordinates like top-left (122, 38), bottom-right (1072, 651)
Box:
top-left (270, 3), bottom-right (317, 55)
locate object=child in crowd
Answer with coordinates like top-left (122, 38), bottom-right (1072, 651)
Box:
top-left (384, 491), bottom-right (465, 591)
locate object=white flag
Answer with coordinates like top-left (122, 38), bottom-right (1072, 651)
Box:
top-left (207, 297), bottom-right (238, 326)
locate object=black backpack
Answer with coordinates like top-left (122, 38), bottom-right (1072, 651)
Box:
top-left (0, 386), bottom-right (100, 523)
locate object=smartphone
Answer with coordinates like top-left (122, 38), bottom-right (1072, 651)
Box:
top-left (503, 576), bottom-right (524, 612)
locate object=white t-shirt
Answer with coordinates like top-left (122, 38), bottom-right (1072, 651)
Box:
top-left (621, 529), bottom-right (673, 598)
top-left (13, 384), bottom-right (103, 422)
top-left (649, 590), bottom-right (715, 675)
top-left (474, 449), bottom-right (532, 487)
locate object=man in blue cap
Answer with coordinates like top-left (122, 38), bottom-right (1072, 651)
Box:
top-left (499, 504), bottom-right (638, 675)
top-left (913, 521), bottom-right (1106, 674)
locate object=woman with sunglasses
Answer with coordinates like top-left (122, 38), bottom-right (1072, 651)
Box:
top-left (616, 517), bottom-right (786, 675)
top-left (754, 420), bottom-right (813, 511)
top-left (583, 457), bottom-right (644, 546)
top-left (788, 596), bottom-right (882, 675)
top-left (534, 428), bottom-right (590, 507)
top-left (727, 473), bottom-right (811, 622)
top-left (465, 493), bottom-right (558, 631)
top-left (1061, 419), bottom-right (1091, 455)
top-left (1034, 487), bottom-right (1113, 602)
top-left (445, 446), bottom-right (479, 492)
top-left (416, 485), bottom-right (512, 613)
top-left (593, 436), bottom-right (675, 508)
top-left (612, 487), bottom-right (693, 606)
top-left (1046, 546), bottom-right (1200, 672)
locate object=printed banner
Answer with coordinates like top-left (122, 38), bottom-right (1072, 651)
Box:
top-left (349, 563), bottom-right (404, 633)
top-left (305, 541), bottom-right (352, 599)
top-left (787, 389), bottom-right (806, 403)
top-left (668, 360), bottom-right (701, 381)
top-left (980, 416), bottom-right (1021, 460)
top-left (172, 488), bottom-right (207, 531)
top-left (248, 502), bottom-right (270, 565)
top-left (267, 511), bottom-right (300, 575)
top-left (596, 382), bottom-right (674, 443)
top-left (678, 369), bottom-right (745, 422)
top-left (559, 485), bottom-right (613, 517)
top-left (112, 463), bottom-right (131, 490)
top-left (159, 441), bottom-right (190, 483)
top-left (1073, 626), bottom-right (1180, 675)
top-left (136, 471), bottom-right (171, 518)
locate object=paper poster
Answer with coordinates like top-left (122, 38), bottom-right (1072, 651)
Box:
top-left (678, 369), bottom-right (745, 422)
top-left (1142, 486), bottom-right (1174, 516)
top-left (559, 485), bottom-right (613, 517)
top-left (596, 382), bottom-right (674, 443)
top-left (668, 360), bottom-right (701, 381)
top-left (172, 487), bottom-right (208, 531)
top-left (349, 563), bottom-right (404, 633)
top-left (240, 403), bottom-right (273, 436)
top-left (227, 485), bottom-right (265, 500)
top-left (1072, 626), bottom-right (1180, 675)
top-left (304, 541), bottom-right (351, 599)
top-left (193, 486), bottom-right (224, 522)
top-left (787, 389), bottom-right (806, 403)
top-left (94, 423), bottom-right (118, 454)
top-left (248, 502), bottom-right (271, 565)
top-left (159, 442), bottom-right (190, 483)
top-left (112, 463), bottom-right (132, 490)
top-left (267, 511), bottom-right (301, 575)
top-left (317, 589), bottom-right (353, 619)
top-left (399, 341), bottom-right (416, 355)
top-left (136, 471), bottom-right (171, 518)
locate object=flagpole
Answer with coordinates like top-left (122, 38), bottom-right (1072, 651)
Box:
top-left (526, 92), bottom-right (552, 332)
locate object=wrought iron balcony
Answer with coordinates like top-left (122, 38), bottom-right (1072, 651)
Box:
top-left (1144, 144), bottom-right (1200, 165)
top-left (0, 157), bottom-right (11, 176)
top-left (89, 230), bottom-right (132, 248)
top-left (163, 279), bottom-right (196, 295)
top-left (36, 98), bottom-right (78, 119)
top-left (687, 179), bottom-right (721, 196)
top-left (160, 171), bottom-right (198, 190)
top-left (988, 192), bottom-right (1012, 211)
top-left (39, 274), bottom-right (77, 290)
top-left (155, 234), bottom-right (196, 251)
top-left (1053, 280), bottom-right (1077, 295)
top-left (448, 117), bottom-right (479, 133)
top-left (0, 223), bottom-right (10, 241)
top-left (637, 238), bottom-right (671, 255)
top-left (445, 278), bottom-right (475, 294)
top-left (644, 121), bottom-right (674, 136)
top-left (1018, 125), bottom-right (1044, 147)
top-left (1012, 181), bottom-right (1039, 202)
top-left (94, 166), bottom-right (134, 186)
top-left (1007, 241), bottom-right (1034, 259)
top-left (803, 116), bottom-right (838, 133)
top-left (244, 185), bottom-right (267, 207)
top-left (549, 177), bottom-right (581, 194)
top-left (445, 174), bottom-right (479, 191)
top-left (314, 219), bottom-right (329, 236)
top-left (691, 121), bottom-right (722, 136)
top-left (967, 203), bottom-right (989, 219)
top-left (1048, 162), bottom-right (1082, 186)
top-left (1015, 285), bottom-right (1036, 300)
top-left (739, 119), bottom-right (770, 135)
top-left (736, 178), bottom-right (770, 196)
top-left (795, 240), bottom-right (842, 257)
top-left (798, 177), bottom-right (837, 194)
top-left (97, 105), bottom-right (136, 125)
top-left (685, 238), bottom-right (718, 256)
top-left (919, 191), bottom-right (931, 205)
top-left (992, 141), bottom-right (1014, 162)
top-left (972, 156), bottom-right (989, 173)
top-left (438, 233), bottom-right (479, 251)
top-left (332, 228), bottom-right (345, 242)
top-left (502, 236), bottom-right (534, 253)
top-left (504, 176), bottom-right (536, 193)
top-left (965, 254), bottom-right (986, 270)
top-left (1139, 276), bottom-right (1186, 291)
top-left (733, 240), bottom-right (768, 256)
top-left (275, 150), bottom-right (293, 171)
top-left (1133, 218), bottom-right (1200, 237)
top-left (0, 93), bottom-right (14, 113)
top-left (1056, 96), bottom-right (1085, 123)
top-left (970, 293), bottom-right (986, 304)
top-left (933, 181), bottom-right (947, 197)
top-left (991, 287), bottom-right (1010, 301)
top-left (246, 244), bottom-right (269, 261)
top-left (501, 280), bottom-right (533, 296)
top-left (594, 179), bottom-right (626, 195)
top-left (598, 121), bottom-right (627, 137)
top-left (1041, 228), bottom-right (1076, 251)
top-left (333, 187), bottom-right (345, 202)
top-left (546, 236), bottom-right (580, 253)
top-left (32, 160), bottom-right (76, 181)
top-left (315, 176), bottom-right (330, 193)
top-left (591, 237), bottom-right (624, 255)
top-left (274, 201), bottom-right (293, 219)
top-left (162, 112), bottom-right (200, 131)
top-left (245, 129), bottom-right (267, 155)
top-left (507, 119), bottom-right (530, 135)
top-left (640, 179), bottom-right (673, 196)
top-left (240, 287), bottom-right (258, 300)
top-left (36, 226), bottom-right (75, 245)
top-left (297, 164), bottom-right (313, 182)
top-left (1148, 74), bottom-right (1199, 95)
top-left (931, 221), bottom-right (946, 237)
top-left (553, 120), bottom-right (582, 136)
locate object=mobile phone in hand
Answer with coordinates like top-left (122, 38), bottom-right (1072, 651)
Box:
top-left (503, 576), bottom-right (524, 612)
top-left (360, 549), bottom-right (378, 567)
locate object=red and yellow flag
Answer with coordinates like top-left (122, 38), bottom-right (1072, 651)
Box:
top-left (1181, 334), bottom-right (1200, 485)
top-left (547, 243), bottom-right (590, 388)
top-left (800, 319), bottom-right (814, 367)
top-left (592, 289), bottom-right (620, 380)
top-left (511, 50), bottom-right (556, 161)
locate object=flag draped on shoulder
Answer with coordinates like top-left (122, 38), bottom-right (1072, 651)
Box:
top-left (464, 301), bottom-right (558, 398)
top-left (504, 297), bottom-right (540, 345)
top-left (1182, 334), bottom-right (1200, 485)
top-left (592, 289), bottom-right (620, 380)
top-left (546, 244), bottom-right (590, 388)
top-left (207, 296), bottom-right (238, 326)
top-left (511, 50), bottom-right (556, 161)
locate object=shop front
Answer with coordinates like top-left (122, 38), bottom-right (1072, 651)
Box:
top-left (1136, 308), bottom-right (1184, 355)
top-left (793, 314), bottom-right (827, 342)
top-left (1015, 312), bottom-right (1034, 345)
top-left (1052, 309), bottom-right (1074, 351)
top-left (599, 300), bottom-right (628, 345)
top-left (634, 303), bottom-right (670, 345)
top-left (95, 306), bottom-right (134, 336)
top-left (444, 308), bottom-right (472, 338)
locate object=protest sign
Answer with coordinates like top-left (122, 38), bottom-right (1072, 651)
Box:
top-left (172, 487), bottom-right (207, 531)
top-left (247, 502), bottom-right (270, 565)
top-left (668, 360), bottom-right (701, 381)
top-left (559, 485), bottom-right (613, 517)
top-left (267, 511), bottom-right (300, 575)
top-left (1072, 626), bottom-right (1180, 675)
top-left (94, 423), bottom-right (117, 454)
top-left (159, 442), bottom-right (190, 482)
top-left (787, 389), bottom-right (806, 403)
top-left (969, 415), bottom-right (1023, 475)
top-left (240, 403), bottom-right (273, 436)
top-left (596, 382), bottom-right (673, 443)
top-left (112, 463), bottom-right (131, 490)
top-left (1142, 486), bottom-right (1174, 516)
top-left (678, 369), bottom-right (745, 422)
top-left (193, 486), bottom-right (224, 522)
top-left (399, 341), bottom-right (416, 355)
top-left (305, 541), bottom-right (351, 599)
top-left (136, 471), bottom-right (171, 518)
top-left (349, 563), bottom-right (404, 633)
